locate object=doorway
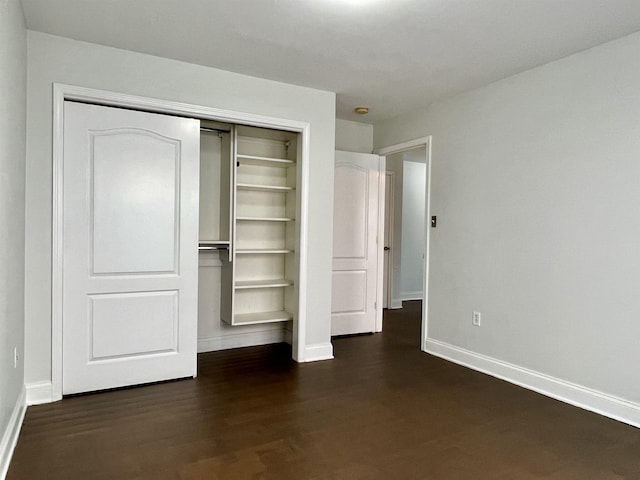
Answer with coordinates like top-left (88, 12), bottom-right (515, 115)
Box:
top-left (376, 138), bottom-right (431, 351)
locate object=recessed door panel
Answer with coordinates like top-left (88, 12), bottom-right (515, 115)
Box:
top-left (331, 270), bottom-right (366, 314)
top-left (91, 131), bottom-right (179, 275)
top-left (89, 291), bottom-right (178, 361)
top-left (333, 166), bottom-right (368, 260)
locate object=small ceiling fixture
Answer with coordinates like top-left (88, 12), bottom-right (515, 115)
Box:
top-left (354, 106), bottom-right (369, 115)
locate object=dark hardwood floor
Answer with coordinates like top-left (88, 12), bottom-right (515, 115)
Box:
top-left (8, 301), bottom-right (640, 479)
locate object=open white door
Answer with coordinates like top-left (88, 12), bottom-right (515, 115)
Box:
top-left (62, 101), bottom-right (200, 395)
top-left (331, 151), bottom-right (383, 336)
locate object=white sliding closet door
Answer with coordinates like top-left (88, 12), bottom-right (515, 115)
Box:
top-left (62, 101), bottom-right (200, 395)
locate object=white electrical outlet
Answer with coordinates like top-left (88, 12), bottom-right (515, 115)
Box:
top-left (14, 347), bottom-right (18, 368)
top-left (472, 311), bottom-right (481, 326)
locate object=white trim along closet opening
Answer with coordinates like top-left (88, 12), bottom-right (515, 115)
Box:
top-left (58, 93), bottom-right (306, 396)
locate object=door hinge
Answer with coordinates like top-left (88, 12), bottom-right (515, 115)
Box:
top-left (374, 301), bottom-right (377, 310)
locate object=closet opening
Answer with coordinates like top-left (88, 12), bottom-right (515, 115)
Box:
top-left (198, 122), bottom-right (301, 354)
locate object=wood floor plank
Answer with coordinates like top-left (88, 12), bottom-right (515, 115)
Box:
top-left (7, 301), bottom-right (640, 479)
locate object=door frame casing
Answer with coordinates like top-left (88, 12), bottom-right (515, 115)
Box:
top-left (376, 154), bottom-right (385, 332)
top-left (51, 83), bottom-right (312, 401)
top-left (375, 137), bottom-right (432, 351)
top-left (383, 171), bottom-right (395, 309)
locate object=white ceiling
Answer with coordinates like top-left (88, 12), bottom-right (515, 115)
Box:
top-left (21, 0), bottom-right (640, 123)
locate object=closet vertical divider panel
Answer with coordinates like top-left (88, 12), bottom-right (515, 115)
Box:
top-left (199, 125), bottom-right (234, 326)
top-left (284, 134), bottom-right (299, 325)
top-left (219, 126), bottom-right (234, 324)
top-left (229, 126), bottom-right (298, 325)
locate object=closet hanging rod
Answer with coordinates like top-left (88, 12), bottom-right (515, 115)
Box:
top-left (200, 126), bottom-right (231, 134)
top-left (198, 245), bottom-right (229, 251)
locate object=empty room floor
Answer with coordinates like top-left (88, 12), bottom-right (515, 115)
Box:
top-left (8, 301), bottom-right (640, 479)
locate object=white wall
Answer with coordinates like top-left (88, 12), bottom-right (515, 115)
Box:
top-left (400, 160), bottom-right (426, 300)
top-left (0, 0), bottom-right (26, 473)
top-left (375, 30), bottom-right (640, 417)
top-left (24, 32), bottom-right (336, 388)
top-left (335, 119), bottom-right (373, 153)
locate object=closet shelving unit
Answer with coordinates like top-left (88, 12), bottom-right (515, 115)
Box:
top-left (223, 126), bottom-right (299, 326)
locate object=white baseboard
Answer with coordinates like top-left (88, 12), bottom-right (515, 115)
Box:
top-left (198, 329), bottom-right (286, 353)
top-left (401, 291), bottom-right (423, 301)
top-left (425, 338), bottom-right (640, 429)
top-left (26, 381), bottom-right (54, 406)
top-left (302, 342), bottom-right (334, 362)
top-left (390, 299), bottom-right (403, 309)
top-left (0, 386), bottom-right (26, 480)
top-left (26, 331), bottom-right (290, 405)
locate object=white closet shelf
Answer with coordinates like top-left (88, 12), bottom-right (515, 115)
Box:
top-left (236, 154), bottom-right (294, 167)
top-left (236, 216), bottom-right (294, 222)
top-left (233, 310), bottom-right (293, 325)
top-left (236, 183), bottom-right (295, 192)
top-left (237, 135), bottom-right (289, 146)
top-left (235, 248), bottom-right (293, 254)
top-left (234, 279), bottom-right (293, 289)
